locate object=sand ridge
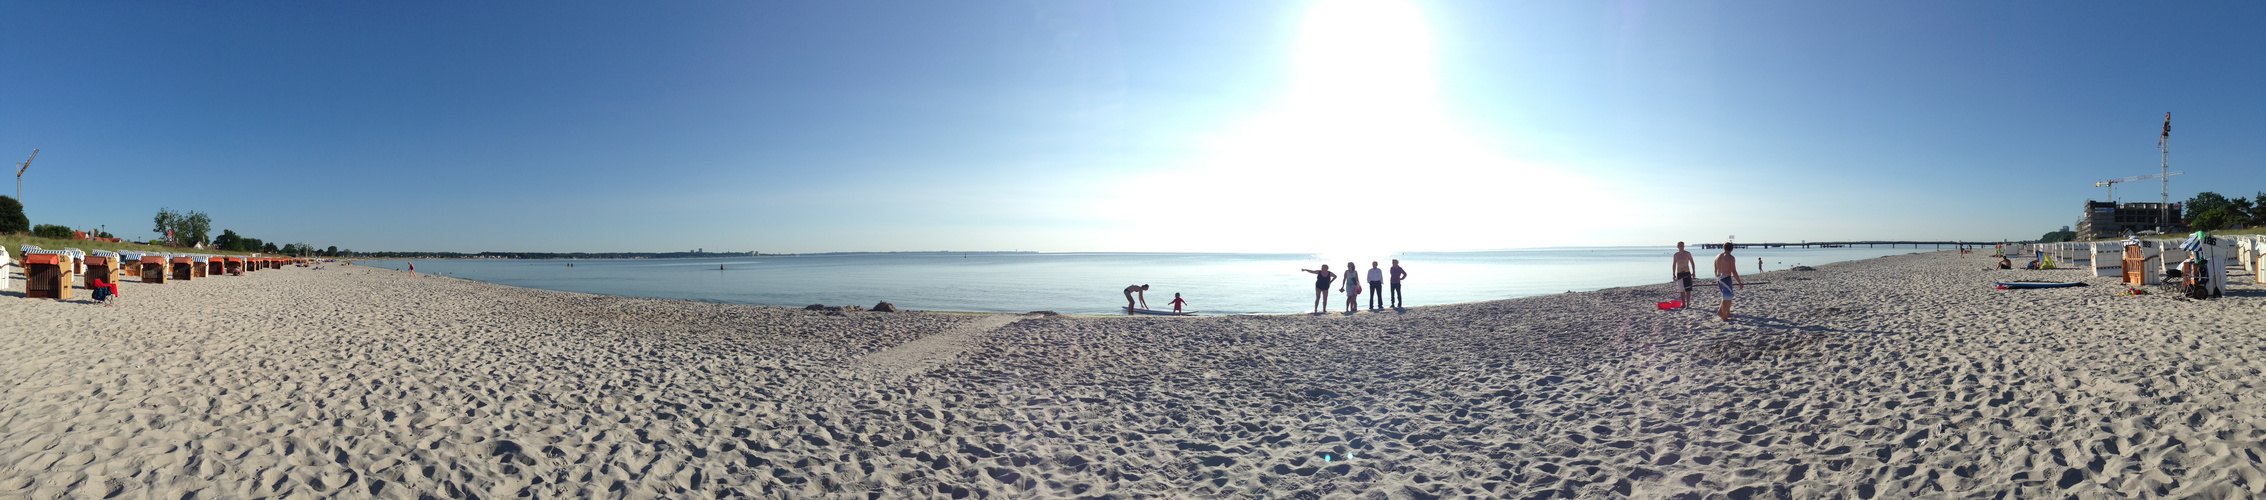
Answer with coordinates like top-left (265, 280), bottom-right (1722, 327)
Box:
top-left (4, 252), bottom-right (2265, 498)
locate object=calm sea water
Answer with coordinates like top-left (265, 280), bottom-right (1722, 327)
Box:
top-left (351, 247), bottom-right (1937, 315)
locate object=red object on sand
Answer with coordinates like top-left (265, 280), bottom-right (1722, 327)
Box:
top-left (1656, 300), bottom-right (1682, 310)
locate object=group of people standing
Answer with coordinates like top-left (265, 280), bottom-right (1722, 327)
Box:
top-left (1302, 259), bottom-right (1407, 313)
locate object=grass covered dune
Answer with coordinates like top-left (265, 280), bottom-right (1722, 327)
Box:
top-left (3, 251), bottom-right (2264, 498)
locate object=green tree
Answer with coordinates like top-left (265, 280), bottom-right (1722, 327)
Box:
top-left (2247, 192), bottom-right (2266, 227)
top-left (261, 242), bottom-right (279, 253)
top-left (2183, 192), bottom-right (2235, 227)
top-left (2192, 207), bottom-right (2241, 231)
top-left (153, 208), bottom-right (179, 243)
top-left (0, 196), bottom-right (26, 234)
top-left (2039, 229), bottom-right (2076, 243)
top-left (32, 224), bottom-right (73, 239)
top-left (279, 244), bottom-right (299, 255)
top-left (326, 245), bottom-right (339, 257)
top-left (213, 229), bottom-right (242, 251)
top-left (152, 208), bottom-right (210, 246)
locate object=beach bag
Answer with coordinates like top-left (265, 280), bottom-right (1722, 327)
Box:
top-left (1348, 280), bottom-right (1362, 295)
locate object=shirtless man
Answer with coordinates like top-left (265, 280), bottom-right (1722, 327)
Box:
top-left (1124, 284), bottom-right (1150, 313)
top-left (1670, 242), bottom-right (1696, 308)
top-left (1714, 242), bottom-right (1746, 322)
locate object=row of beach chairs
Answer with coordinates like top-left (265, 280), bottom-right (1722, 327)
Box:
top-left (2015, 235), bottom-right (2266, 295)
top-left (9, 245), bottom-right (306, 300)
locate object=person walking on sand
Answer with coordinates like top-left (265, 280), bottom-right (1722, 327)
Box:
top-left (1714, 242), bottom-right (1746, 322)
top-left (1302, 265), bottom-right (1336, 313)
top-left (1389, 259), bottom-right (1407, 308)
top-left (1341, 262), bottom-right (1362, 313)
top-left (1366, 262), bottom-right (1385, 311)
top-left (1670, 242), bottom-right (1696, 308)
top-left (1123, 284), bottom-right (1150, 312)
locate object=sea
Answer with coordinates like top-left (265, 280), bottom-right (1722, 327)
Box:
top-left (349, 246), bottom-right (1941, 315)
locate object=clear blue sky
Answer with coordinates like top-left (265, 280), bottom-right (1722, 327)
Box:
top-left (3, 1), bottom-right (2260, 253)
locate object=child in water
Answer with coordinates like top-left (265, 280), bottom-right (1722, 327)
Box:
top-left (1169, 293), bottom-right (1188, 313)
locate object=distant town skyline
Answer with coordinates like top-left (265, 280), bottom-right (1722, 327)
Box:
top-left (3, 1), bottom-right (2261, 253)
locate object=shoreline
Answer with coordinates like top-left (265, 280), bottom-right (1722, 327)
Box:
top-left (6, 249), bottom-right (2262, 497)
top-left (341, 246), bottom-right (1936, 316)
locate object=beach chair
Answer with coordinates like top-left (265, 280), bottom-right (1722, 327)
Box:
top-left (119, 252), bottom-right (143, 278)
top-left (24, 251), bottom-right (72, 299)
top-left (171, 256), bottom-right (196, 281)
top-left (0, 247), bottom-right (11, 293)
top-left (85, 251), bottom-right (123, 288)
top-left (141, 254), bottom-right (168, 284)
top-left (196, 256), bottom-right (217, 277)
top-left (2090, 243), bottom-right (2122, 278)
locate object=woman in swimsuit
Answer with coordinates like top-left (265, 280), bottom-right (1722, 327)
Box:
top-left (1302, 264), bottom-right (1336, 313)
top-left (1342, 262), bottom-right (1361, 313)
top-left (1124, 284), bottom-right (1150, 312)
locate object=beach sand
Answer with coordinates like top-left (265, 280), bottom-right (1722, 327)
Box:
top-left (3, 251), bottom-right (2263, 498)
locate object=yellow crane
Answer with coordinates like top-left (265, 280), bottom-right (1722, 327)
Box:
top-left (14, 149), bottom-right (35, 203)
top-left (2094, 171), bottom-right (2182, 203)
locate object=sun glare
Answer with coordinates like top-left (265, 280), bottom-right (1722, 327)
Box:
top-left (1099, 0), bottom-right (1621, 253)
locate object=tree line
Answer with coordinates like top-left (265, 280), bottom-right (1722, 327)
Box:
top-left (2180, 192), bottom-right (2266, 231)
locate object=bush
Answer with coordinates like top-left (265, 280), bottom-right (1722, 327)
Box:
top-left (31, 224), bottom-right (73, 239)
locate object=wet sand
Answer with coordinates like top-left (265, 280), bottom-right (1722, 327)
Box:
top-left (3, 251), bottom-right (2264, 498)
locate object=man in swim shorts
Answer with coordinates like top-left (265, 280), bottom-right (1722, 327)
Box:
top-left (1670, 242), bottom-right (1696, 308)
top-left (1713, 242), bottom-right (1745, 322)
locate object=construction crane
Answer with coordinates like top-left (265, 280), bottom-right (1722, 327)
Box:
top-left (2095, 171), bottom-right (2183, 202)
top-left (14, 149), bottom-right (34, 203)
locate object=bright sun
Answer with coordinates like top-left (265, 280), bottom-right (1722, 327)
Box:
top-left (1100, 0), bottom-right (1620, 254)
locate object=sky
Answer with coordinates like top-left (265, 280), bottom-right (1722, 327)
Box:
top-left (2, 1), bottom-right (2261, 254)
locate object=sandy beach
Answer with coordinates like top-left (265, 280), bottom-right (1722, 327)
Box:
top-left (4, 250), bottom-right (2264, 499)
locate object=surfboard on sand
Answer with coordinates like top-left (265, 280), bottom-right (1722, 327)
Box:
top-left (1995, 281), bottom-right (2088, 289)
top-left (1126, 307), bottom-right (1194, 316)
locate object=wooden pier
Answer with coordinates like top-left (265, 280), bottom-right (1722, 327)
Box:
top-left (1697, 241), bottom-right (2008, 250)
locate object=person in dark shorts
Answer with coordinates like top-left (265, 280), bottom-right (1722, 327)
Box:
top-left (1302, 264), bottom-right (1336, 313)
top-left (1366, 261), bottom-right (1385, 310)
top-left (1123, 284), bottom-right (1150, 312)
top-left (1389, 259), bottom-right (1407, 308)
top-left (1671, 242), bottom-right (1696, 308)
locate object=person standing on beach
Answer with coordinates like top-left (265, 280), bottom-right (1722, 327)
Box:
top-left (1169, 293), bottom-right (1188, 313)
top-left (1124, 284), bottom-right (1150, 312)
top-left (1670, 242), bottom-right (1695, 308)
top-left (1714, 243), bottom-right (1746, 322)
top-left (1366, 262), bottom-right (1385, 311)
top-left (1341, 262), bottom-right (1362, 313)
top-left (1389, 259), bottom-right (1407, 308)
top-left (1303, 265), bottom-right (1336, 313)
top-left (1757, 257), bottom-right (1763, 273)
